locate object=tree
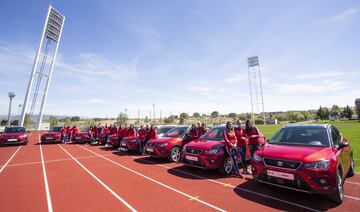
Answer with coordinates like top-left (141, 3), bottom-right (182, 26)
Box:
top-left (64, 117), bottom-right (71, 125)
top-left (211, 111), bottom-right (219, 118)
top-left (49, 116), bottom-right (58, 127)
top-left (0, 120), bottom-right (7, 126)
top-left (179, 116), bottom-right (185, 125)
top-left (316, 106), bottom-right (329, 120)
top-left (330, 105), bottom-right (341, 117)
top-left (355, 98), bottom-right (360, 119)
top-left (11, 120), bottom-right (19, 126)
top-left (341, 105), bottom-right (353, 119)
top-left (164, 116), bottom-right (175, 124)
top-left (144, 116), bottom-right (150, 123)
top-left (116, 112), bottom-right (128, 125)
top-left (24, 113), bottom-right (34, 127)
top-left (228, 113), bottom-right (238, 118)
top-left (71, 116), bottom-right (81, 122)
top-left (180, 112), bottom-right (189, 120)
top-left (193, 112), bottom-right (200, 118)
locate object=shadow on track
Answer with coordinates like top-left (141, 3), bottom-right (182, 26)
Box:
top-left (233, 180), bottom-right (340, 211)
top-left (133, 156), bottom-right (174, 165)
top-left (167, 165), bottom-right (231, 180)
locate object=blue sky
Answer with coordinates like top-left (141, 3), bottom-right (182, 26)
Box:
top-left (0, 0), bottom-right (359, 118)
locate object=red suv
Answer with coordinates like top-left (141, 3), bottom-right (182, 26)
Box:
top-left (0, 126), bottom-right (29, 145)
top-left (252, 124), bottom-right (355, 204)
top-left (73, 128), bottom-right (90, 144)
top-left (41, 126), bottom-right (63, 143)
top-left (144, 126), bottom-right (191, 162)
top-left (182, 125), bottom-right (265, 175)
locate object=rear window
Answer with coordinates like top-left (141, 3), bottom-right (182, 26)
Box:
top-left (50, 127), bottom-right (62, 132)
top-left (5, 127), bottom-right (26, 133)
top-left (202, 127), bottom-right (224, 141)
top-left (269, 127), bottom-right (329, 147)
top-left (158, 127), bottom-right (174, 134)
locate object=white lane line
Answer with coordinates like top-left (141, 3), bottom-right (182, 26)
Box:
top-left (344, 195), bottom-right (360, 201)
top-left (0, 146), bottom-right (22, 174)
top-left (346, 181), bottom-right (360, 186)
top-left (57, 144), bottom-right (137, 212)
top-left (40, 144), bottom-right (53, 212)
top-left (131, 156), bottom-right (321, 212)
top-left (78, 145), bottom-right (227, 212)
top-left (2, 153), bottom-right (115, 168)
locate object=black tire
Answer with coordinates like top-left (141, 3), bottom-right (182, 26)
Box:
top-left (330, 169), bottom-right (344, 204)
top-left (219, 156), bottom-right (234, 175)
top-left (169, 146), bottom-right (181, 162)
top-left (347, 156), bottom-right (355, 177)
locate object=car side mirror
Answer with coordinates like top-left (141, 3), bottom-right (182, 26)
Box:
top-left (338, 142), bottom-right (349, 150)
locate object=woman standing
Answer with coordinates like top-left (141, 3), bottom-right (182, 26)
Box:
top-left (223, 121), bottom-right (240, 176)
top-left (245, 120), bottom-right (260, 160)
top-left (234, 120), bottom-right (250, 175)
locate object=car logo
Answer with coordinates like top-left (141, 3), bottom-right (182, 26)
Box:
top-left (277, 161), bottom-right (283, 166)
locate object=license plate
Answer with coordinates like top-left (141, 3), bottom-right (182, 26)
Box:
top-left (121, 143), bottom-right (127, 146)
top-left (76, 137), bottom-right (81, 139)
top-left (7, 138), bottom-right (17, 142)
top-left (185, 155), bottom-right (198, 161)
top-left (46, 137), bottom-right (53, 140)
top-left (146, 147), bottom-right (153, 152)
top-left (267, 170), bottom-right (294, 181)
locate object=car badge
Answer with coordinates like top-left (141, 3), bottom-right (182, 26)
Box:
top-left (277, 161), bottom-right (283, 166)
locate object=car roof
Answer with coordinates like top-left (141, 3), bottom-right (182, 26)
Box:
top-left (283, 124), bottom-right (329, 129)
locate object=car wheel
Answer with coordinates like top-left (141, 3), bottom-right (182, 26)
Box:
top-left (169, 147), bottom-right (181, 162)
top-left (347, 156), bottom-right (355, 177)
top-left (220, 156), bottom-right (234, 175)
top-left (330, 169), bottom-right (344, 204)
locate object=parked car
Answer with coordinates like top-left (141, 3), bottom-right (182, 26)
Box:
top-left (41, 126), bottom-right (63, 143)
top-left (182, 125), bottom-right (265, 175)
top-left (119, 134), bottom-right (140, 152)
top-left (73, 128), bottom-right (90, 144)
top-left (0, 126), bottom-right (29, 145)
top-left (144, 126), bottom-right (191, 162)
top-left (251, 124), bottom-right (355, 204)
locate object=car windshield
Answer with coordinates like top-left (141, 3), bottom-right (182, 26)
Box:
top-left (268, 127), bottom-right (329, 147)
top-left (5, 127), bottom-right (26, 133)
top-left (49, 127), bottom-right (62, 132)
top-left (158, 127), bottom-right (175, 134)
top-left (164, 127), bottom-right (188, 138)
top-left (201, 127), bottom-right (224, 141)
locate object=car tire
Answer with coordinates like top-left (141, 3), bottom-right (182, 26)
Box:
top-left (347, 156), bottom-right (355, 177)
top-left (219, 156), bottom-right (234, 175)
top-left (169, 146), bottom-right (181, 162)
top-left (330, 169), bottom-right (344, 204)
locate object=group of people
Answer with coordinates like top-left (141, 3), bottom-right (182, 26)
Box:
top-left (60, 125), bottom-right (80, 143)
top-left (189, 123), bottom-right (209, 139)
top-left (223, 120), bottom-right (260, 177)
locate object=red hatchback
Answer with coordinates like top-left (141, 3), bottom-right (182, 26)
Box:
top-left (144, 126), bottom-right (191, 162)
top-left (182, 125), bottom-right (265, 175)
top-left (0, 127), bottom-right (29, 145)
top-left (251, 124), bottom-right (355, 204)
top-left (41, 126), bottom-right (63, 143)
top-left (73, 128), bottom-right (90, 144)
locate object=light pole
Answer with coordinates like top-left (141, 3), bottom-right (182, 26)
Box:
top-left (153, 104), bottom-right (155, 123)
top-left (8, 92), bottom-right (16, 127)
top-left (18, 104), bottom-right (22, 126)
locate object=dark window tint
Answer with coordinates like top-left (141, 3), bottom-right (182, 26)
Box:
top-left (202, 127), bottom-right (225, 140)
top-left (331, 126), bottom-right (341, 146)
top-left (50, 127), bottom-right (62, 132)
top-left (5, 127), bottom-right (26, 133)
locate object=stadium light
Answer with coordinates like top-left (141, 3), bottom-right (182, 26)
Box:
top-left (7, 92), bottom-right (16, 126)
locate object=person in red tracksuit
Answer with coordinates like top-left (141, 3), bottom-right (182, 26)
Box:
top-left (137, 125), bottom-right (146, 153)
top-left (122, 124), bottom-right (129, 138)
top-left (245, 119), bottom-right (260, 160)
top-left (189, 124), bottom-right (199, 140)
top-left (147, 124), bottom-right (157, 140)
top-left (103, 124), bottom-right (110, 146)
top-left (87, 126), bottom-right (93, 144)
top-left (198, 123), bottom-right (208, 137)
top-left (127, 125), bottom-right (136, 137)
top-left (60, 125), bottom-right (67, 143)
top-left (234, 120), bottom-right (250, 175)
top-left (111, 124), bottom-right (118, 135)
top-left (65, 125), bottom-right (72, 144)
top-left (71, 125), bottom-right (80, 143)
top-left (223, 121), bottom-right (240, 176)
top-left (117, 124), bottom-right (123, 143)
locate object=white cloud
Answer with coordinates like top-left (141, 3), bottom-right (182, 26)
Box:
top-left (275, 80), bottom-right (345, 94)
top-left (226, 73), bottom-right (247, 83)
top-left (317, 7), bottom-right (359, 23)
top-left (294, 70), bottom-right (357, 80)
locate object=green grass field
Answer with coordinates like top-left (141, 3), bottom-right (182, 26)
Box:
top-left (257, 120), bottom-right (360, 172)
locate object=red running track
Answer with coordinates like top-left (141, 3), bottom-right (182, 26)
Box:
top-left (0, 132), bottom-right (359, 212)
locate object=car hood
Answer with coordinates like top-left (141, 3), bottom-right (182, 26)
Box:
top-left (1, 133), bottom-right (26, 137)
top-left (258, 144), bottom-right (332, 162)
top-left (152, 136), bottom-right (178, 143)
top-left (185, 139), bottom-right (223, 150)
top-left (43, 132), bottom-right (60, 136)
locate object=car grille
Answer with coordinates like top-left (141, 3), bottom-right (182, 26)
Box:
top-left (259, 169), bottom-right (311, 191)
top-left (264, 158), bottom-right (301, 170)
top-left (185, 148), bottom-right (202, 155)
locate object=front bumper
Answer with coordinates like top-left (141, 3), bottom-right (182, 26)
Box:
top-left (144, 145), bottom-right (170, 158)
top-left (252, 161), bottom-right (337, 194)
top-left (182, 152), bottom-right (223, 170)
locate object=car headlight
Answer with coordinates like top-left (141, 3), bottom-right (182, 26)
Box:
top-left (303, 160), bottom-right (330, 169)
top-left (252, 152), bottom-right (263, 162)
top-left (158, 142), bottom-right (168, 147)
top-left (204, 148), bottom-right (220, 154)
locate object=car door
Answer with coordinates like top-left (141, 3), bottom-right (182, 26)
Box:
top-left (331, 126), bottom-right (348, 175)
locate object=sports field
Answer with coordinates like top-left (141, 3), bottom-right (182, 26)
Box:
top-left (258, 120), bottom-right (360, 171)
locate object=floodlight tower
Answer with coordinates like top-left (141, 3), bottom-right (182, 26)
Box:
top-left (247, 56), bottom-right (266, 124)
top-left (7, 92), bottom-right (16, 127)
top-left (20, 5), bottom-right (65, 130)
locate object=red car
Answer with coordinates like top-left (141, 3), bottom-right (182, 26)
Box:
top-left (251, 124), bottom-right (355, 204)
top-left (41, 126), bottom-right (63, 143)
top-left (144, 126), bottom-right (191, 162)
top-left (73, 128), bottom-right (90, 144)
top-left (0, 127), bottom-right (29, 145)
top-left (119, 135), bottom-right (140, 152)
top-left (182, 125), bottom-right (265, 175)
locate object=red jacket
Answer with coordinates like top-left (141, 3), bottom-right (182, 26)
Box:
top-left (110, 127), bottom-right (117, 135)
top-left (223, 129), bottom-right (237, 148)
top-left (60, 127), bottom-right (66, 134)
top-left (72, 127), bottom-right (79, 134)
top-left (245, 127), bottom-right (260, 145)
top-left (138, 129), bottom-right (146, 140)
top-left (103, 127), bottom-right (110, 135)
top-left (117, 128), bottom-right (123, 137)
top-left (127, 128), bottom-right (136, 137)
top-left (122, 128), bottom-right (129, 137)
top-left (234, 127), bottom-right (247, 147)
top-left (198, 127), bottom-right (208, 137)
top-left (189, 128), bottom-right (199, 139)
top-left (148, 129), bottom-right (157, 140)
top-left (66, 127), bottom-right (72, 135)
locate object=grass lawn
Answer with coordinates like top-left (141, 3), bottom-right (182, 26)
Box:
top-left (257, 120), bottom-right (360, 172)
